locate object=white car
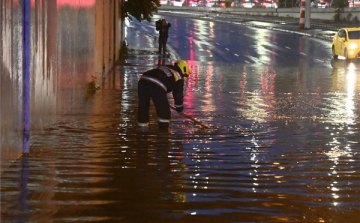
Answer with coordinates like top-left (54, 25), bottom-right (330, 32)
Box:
top-left (205, 0), bottom-right (215, 7)
top-left (242, 0), bottom-right (254, 8)
top-left (173, 0), bottom-right (184, 6)
top-left (160, 0), bottom-right (168, 5)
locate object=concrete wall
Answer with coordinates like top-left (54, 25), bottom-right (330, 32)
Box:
top-left (0, 0), bottom-right (123, 171)
top-left (95, 1), bottom-right (122, 79)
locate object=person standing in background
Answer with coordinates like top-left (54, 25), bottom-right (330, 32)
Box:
top-left (156, 18), bottom-right (171, 55)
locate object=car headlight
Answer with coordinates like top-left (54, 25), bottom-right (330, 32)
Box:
top-left (349, 43), bottom-right (358, 49)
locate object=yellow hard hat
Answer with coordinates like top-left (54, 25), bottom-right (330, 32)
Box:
top-left (176, 60), bottom-right (191, 76)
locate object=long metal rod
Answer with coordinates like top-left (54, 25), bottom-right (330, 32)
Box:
top-left (22, 0), bottom-right (30, 154)
top-left (305, 0), bottom-right (311, 29)
top-left (170, 105), bottom-right (211, 129)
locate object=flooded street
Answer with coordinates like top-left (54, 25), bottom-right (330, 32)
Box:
top-left (2, 17), bottom-right (360, 222)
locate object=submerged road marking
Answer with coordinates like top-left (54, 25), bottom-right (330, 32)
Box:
top-left (225, 48), bottom-right (230, 51)
top-left (285, 46), bottom-right (291, 50)
top-left (300, 52), bottom-right (307, 56)
top-left (234, 53), bottom-right (239, 57)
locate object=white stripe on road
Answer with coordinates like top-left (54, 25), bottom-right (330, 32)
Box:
top-left (285, 46), bottom-right (291, 50)
top-left (300, 52), bottom-right (307, 56)
top-left (225, 48), bottom-right (229, 51)
top-left (234, 53), bottom-right (239, 57)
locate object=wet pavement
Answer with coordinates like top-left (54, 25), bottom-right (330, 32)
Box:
top-left (157, 8), bottom-right (348, 41)
top-left (1, 14), bottom-right (360, 223)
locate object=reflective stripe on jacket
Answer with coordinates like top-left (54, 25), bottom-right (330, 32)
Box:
top-left (139, 65), bottom-right (185, 108)
top-left (140, 76), bottom-right (167, 91)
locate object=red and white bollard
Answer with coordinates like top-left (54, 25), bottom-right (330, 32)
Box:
top-left (299, 0), bottom-right (306, 29)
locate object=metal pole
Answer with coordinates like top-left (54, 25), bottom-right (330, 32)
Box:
top-left (113, 0), bottom-right (116, 64)
top-left (170, 105), bottom-right (211, 129)
top-left (103, 1), bottom-right (105, 76)
top-left (22, 0), bottom-right (30, 154)
top-left (305, 0), bottom-right (311, 29)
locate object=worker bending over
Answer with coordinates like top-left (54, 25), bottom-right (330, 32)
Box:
top-left (137, 60), bottom-right (191, 130)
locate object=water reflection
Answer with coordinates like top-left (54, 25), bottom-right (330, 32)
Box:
top-left (253, 29), bottom-right (277, 65)
top-left (324, 59), bottom-right (359, 210)
top-left (2, 59), bottom-right (360, 222)
top-left (328, 59), bottom-right (359, 124)
top-left (19, 156), bottom-right (29, 223)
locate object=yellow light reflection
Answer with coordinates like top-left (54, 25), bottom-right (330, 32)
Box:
top-left (344, 66), bottom-right (356, 125)
top-left (325, 138), bottom-right (352, 207)
top-left (325, 61), bottom-right (358, 207)
top-left (329, 62), bottom-right (358, 124)
top-left (209, 22), bottom-right (215, 39)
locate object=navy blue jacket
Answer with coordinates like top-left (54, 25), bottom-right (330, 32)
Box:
top-left (140, 65), bottom-right (184, 110)
top-left (156, 20), bottom-right (171, 39)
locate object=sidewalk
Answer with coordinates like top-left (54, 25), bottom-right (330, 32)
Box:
top-left (117, 26), bottom-right (181, 68)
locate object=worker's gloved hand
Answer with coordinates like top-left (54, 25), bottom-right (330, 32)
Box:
top-left (175, 105), bottom-right (183, 113)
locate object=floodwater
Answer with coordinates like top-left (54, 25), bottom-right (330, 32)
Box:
top-left (2, 26), bottom-right (360, 223)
